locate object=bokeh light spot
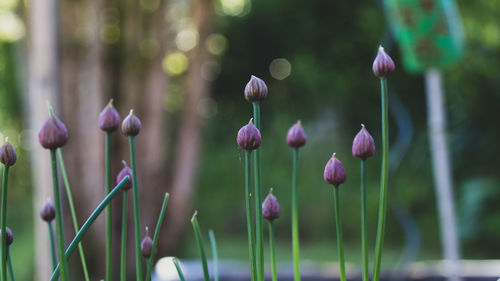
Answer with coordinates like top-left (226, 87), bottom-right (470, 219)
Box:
top-left (176, 28), bottom-right (199, 52)
top-left (205, 34), bottom-right (228, 56)
top-left (219, 0), bottom-right (250, 16)
top-left (0, 11), bottom-right (25, 42)
top-left (163, 52), bottom-right (189, 76)
top-left (269, 58), bottom-right (292, 80)
top-left (155, 257), bottom-right (181, 281)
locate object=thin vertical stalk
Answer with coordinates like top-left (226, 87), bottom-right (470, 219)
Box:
top-left (245, 151), bottom-right (257, 281)
top-left (56, 149), bottom-right (90, 281)
top-left (209, 230), bottom-right (219, 281)
top-left (360, 160), bottom-right (368, 281)
top-left (269, 222), bottom-right (277, 281)
top-left (128, 136), bottom-right (143, 281)
top-left (48, 222), bottom-right (57, 270)
top-left (191, 212), bottom-right (210, 281)
top-left (49, 176), bottom-right (130, 281)
top-left (333, 187), bottom-right (346, 281)
top-left (252, 102), bottom-right (264, 281)
top-left (105, 133), bottom-right (112, 281)
top-left (6, 248), bottom-right (14, 281)
top-left (373, 78), bottom-right (389, 281)
top-left (173, 259), bottom-right (187, 281)
top-left (50, 150), bottom-right (68, 281)
top-left (1, 166), bottom-right (9, 281)
top-left (291, 148), bottom-right (301, 281)
top-left (120, 191), bottom-right (128, 281)
top-left (145, 193), bottom-right (170, 281)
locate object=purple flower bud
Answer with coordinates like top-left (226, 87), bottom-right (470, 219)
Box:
top-left (40, 198), bottom-right (56, 222)
top-left (372, 46), bottom-right (395, 79)
top-left (38, 114), bottom-right (69, 150)
top-left (286, 120), bottom-right (307, 148)
top-left (237, 119), bottom-right (261, 151)
top-left (244, 75), bottom-right (268, 102)
top-left (141, 228), bottom-right (153, 258)
top-left (122, 109), bottom-right (142, 136)
top-left (262, 189), bottom-right (280, 221)
top-left (352, 124), bottom-right (375, 159)
top-left (116, 160), bottom-right (133, 191)
top-left (323, 153), bottom-right (346, 187)
top-left (1, 227), bottom-right (13, 246)
top-left (98, 99), bottom-right (121, 132)
top-left (0, 138), bottom-right (16, 167)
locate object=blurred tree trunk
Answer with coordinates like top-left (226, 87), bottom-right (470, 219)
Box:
top-left (28, 0), bottom-right (61, 280)
top-left (164, 0), bottom-right (214, 251)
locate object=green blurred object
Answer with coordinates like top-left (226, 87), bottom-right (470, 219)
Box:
top-left (384, 0), bottom-right (464, 72)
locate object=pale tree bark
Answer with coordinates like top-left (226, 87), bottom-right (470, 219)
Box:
top-left (164, 0), bottom-right (214, 251)
top-left (28, 0), bottom-right (61, 280)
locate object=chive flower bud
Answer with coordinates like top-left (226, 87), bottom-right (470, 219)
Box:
top-left (372, 46), bottom-right (395, 79)
top-left (1, 227), bottom-right (13, 246)
top-left (244, 75), bottom-right (268, 102)
top-left (98, 99), bottom-right (121, 132)
top-left (141, 227), bottom-right (153, 258)
top-left (40, 198), bottom-right (56, 222)
top-left (237, 119), bottom-right (261, 151)
top-left (262, 189), bottom-right (280, 221)
top-left (116, 160), bottom-right (133, 191)
top-left (0, 138), bottom-right (16, 167)
top-left (38, 114), bottom-right (69, 150)
top-left (323, 153), bottom-right (346, 187)
top-left (286, 120), bottom-right (307, 148)
top-left (352, 124), bottom-right (375, 159)
top-left (122, 109), bottom-right (142, 136)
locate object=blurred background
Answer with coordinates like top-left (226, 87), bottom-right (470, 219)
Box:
top-left (1, 0), bottom-right (500, 280)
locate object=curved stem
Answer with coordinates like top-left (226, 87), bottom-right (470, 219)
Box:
top-left (56, 149), bottom-right (90, 281)
top-left (50, 150), bottom-right (68, 281)
top-left (191, 212), bottom-right (210, 281)
top-left (209, 229), bottom-right (219, 281)
top-left (120, 191), bottom-right (128, 281)
top-left (128, 136), bottom-right (144, 281)
top-left (252, 102), bottom-right (264, 281)
top-left (7, 248), bottom-right (14, 281)
top-left (49, 176), bottom-right (130, 281)
top-left (291, 148), bottom-right (301, 281)
top-left (48, 222), bottom-right (57, 270)
top-left (1, 166), bottom-right (9, 281)
top-left (145, 193), bottom-right (170, 281)
top-left (245, 151), bottom-right (257, 281)
top-left (269, 221), bottom-right (277, 281)
top-left (105, 133), bottom-right (112, 281)
top-left (333, 187), bottom-right (346, 281)
top-left (361, 160), bottom-right (368, 281)
top-left (373, 78), bottom-right (389, 281)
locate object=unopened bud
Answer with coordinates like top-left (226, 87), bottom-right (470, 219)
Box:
top-left (237, 119), bottom-right (261, 151)
top-left (352, 124), bottom-right (375, 159)
top-left (98, 99), bottom-right (121, 132)
top-left (262, 189), bottom-right (280, 221)
top-left (286, 120), bottom-right (307, 148)
top-left (40, 198), bottom-right (56, 222)
top-left (141, 227), bottom-right (153, 258)
top-left (38, 114), bottom-right (69, 150)
top-left (372, 46), bottom-right (395, 79)
top-left (244, 75), bottom-right (268, 102)
top-left (122, 109), bottom-right (142, 136)
top-left (116, 160), bottom-right (133, 191)
top-left (323, 153), bottom-right (346, 187)
top-left (0, 138), bottom-right (16, 166)
top-left (1, 227), bottom-right (13, 246)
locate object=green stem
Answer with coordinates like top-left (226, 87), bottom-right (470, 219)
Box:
top-left (145, 193), bottom-right (170, 281)
top-left (291, 148), bottom-right (301, 281)
top-left (333, 187), bottom-right (346, 281)
top-left (128, 136), bottom-right (144, 281)
top-left (120, 191), bottom-right (128, 281)
top-left (269, 222), bottom-right (277, 281)
top-left (191, 212), bottom-right (210, 281)
top-left (252, 102), bottom-right (264, 281)
top-left (372, 78), bottom-right (389, 281)
top-left (1, 166), bottom-right (9, 281)
top-left (56, 149), bottom-right (90, 281)
top-left (50, 150), bottom-right (68, 281)
top-left (6, 248), bottom-right (14, 281)
top-left (48, 222), bottom-right (57, 270)
top-left (209, 229), bottom-right (219, 281)
top-left (244, 151), bottom-right (257, 281)
top-left (361, 160), bottom-right (368, 281)
top-left (173, 259), bottom-right (187, 281)
top-left (49, 176), bottom-right (130, 281)
top-left (105, 133), bottom-right (112, 281)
